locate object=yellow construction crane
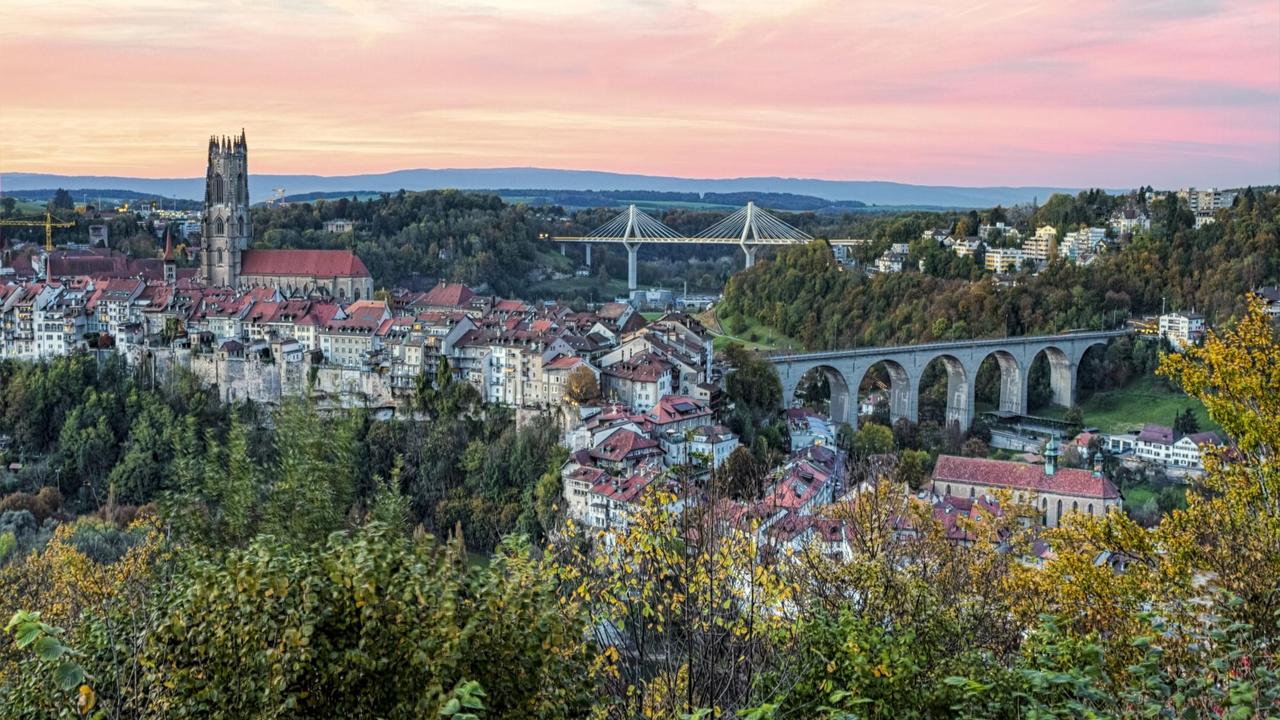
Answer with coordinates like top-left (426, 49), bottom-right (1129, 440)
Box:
top-left (0, 211), bottom-right (76, 251)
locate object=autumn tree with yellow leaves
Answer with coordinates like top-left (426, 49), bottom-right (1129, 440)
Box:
top-left (1010, 295), bottom-right (1280, 706)
top-left (551, 473), bottom-right (801, 720)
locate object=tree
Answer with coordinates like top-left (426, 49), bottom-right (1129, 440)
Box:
top-left (143, 525), bottom-right (595, 718)
top-left (1063, 406), bottom-right (1084, 436)
top-left (0, 197), bottom-right (15, 217)
top-left (1011, 297), bottom-right (1280, 692)
top-left (850, 423), bottom-right (894, 460)
top-left (893, 449), bottom-right (930, 490)
top-left (262, 398), bottom-right (359, 546)
top-left (1172, 407), bottom-right (1199, 434)
top-left (1157, 295), bottom-right (1280, 626)
top-left (563, 365), bottom-right (600, 404)
top-left (48, 189), bottom-right (74, 212)
top-left (714, 446), bottom-right (768, 501)
top-left (961, 436), bottom-right (988, 457)
top-left (723, 344), bottom-right (782, 417)
top-left (891, 418), bottom-right (919, 450)
top-left (553, 482), bottom-right (797, 718)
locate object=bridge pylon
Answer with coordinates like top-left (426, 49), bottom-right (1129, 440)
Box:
top-left (694, 201), bottom-right (813, 268)
top-left (576, 204), bottom-right (683, 291)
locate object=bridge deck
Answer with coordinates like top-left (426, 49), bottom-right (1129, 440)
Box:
top-left (549, 236), bottom-right (868, 245)
top-left (767, 329), bottom-right (1130, 363)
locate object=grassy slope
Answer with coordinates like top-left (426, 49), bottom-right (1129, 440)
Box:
top-left (698, 308), bottom-right (797, 352)
top-left (1038, 374), bottom-right (1217, 435)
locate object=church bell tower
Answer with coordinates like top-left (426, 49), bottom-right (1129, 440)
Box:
top-left (200, 131), bottom-right (250, 286)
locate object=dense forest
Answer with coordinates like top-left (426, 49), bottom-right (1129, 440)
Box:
top-left (719, 189), bottom-right (1280, 349)
top-left (0, 303), bottom-right (1275, 717)
top-left (0, 356), bottom-right (563, 554)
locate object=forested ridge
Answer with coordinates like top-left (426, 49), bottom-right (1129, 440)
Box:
top-left (250, 190), bottom-right (550, 296)
top-left (719, 190), bottom-right (1280, 350)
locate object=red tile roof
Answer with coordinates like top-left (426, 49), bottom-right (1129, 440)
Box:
top-left (603, 351), bottom-right (673, 383)
top-left (647, 395), bottom-right (712, 425)
top-left (932, 455), bottom-right (1119, 499)
top-left (240, 249), bottom-right (370, 279)
top-left (590, 429), bottom-right (661, 463)
top-left (493, 298), bottom-right (529, 313)
top-left (596, 302), bottom-right (630, 320)
top-left (419, 282), bottom-right (476, 308)
top-left (590, 464), bottom-right (662, 504)
top-left (545, 355), bottom-right (585, 370)
top-left (567, 464), bottom-right (607, 487)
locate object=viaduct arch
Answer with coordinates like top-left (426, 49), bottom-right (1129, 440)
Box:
top-left (770, 330), bottom-right (1125, 432)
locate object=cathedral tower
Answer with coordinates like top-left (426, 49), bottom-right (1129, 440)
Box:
top-left (200, 131), bottom-right (250, 286)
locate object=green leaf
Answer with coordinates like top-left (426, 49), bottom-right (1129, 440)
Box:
top-left (14, 623), bottom-right (41, 648)
top-left (54, 661), bottom-right (84, 692)
top-left (5, 610), bottom-right (37, 633)
top-left (33, 635), bottom-right (65, 661)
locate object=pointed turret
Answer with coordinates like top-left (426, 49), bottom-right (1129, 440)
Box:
top-left (163, 227), bottom-right (177, 284)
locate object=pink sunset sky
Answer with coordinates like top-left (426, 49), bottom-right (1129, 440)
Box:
top-left (1, 0), bottom-right (1278, 187)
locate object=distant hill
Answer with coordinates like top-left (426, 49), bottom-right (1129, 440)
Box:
top-left (284, 188), bottom-right (868, 212)
top-left (2, 168), bottom-right (1090, 208)
top-left (2, 188), bottom-right (202, 211)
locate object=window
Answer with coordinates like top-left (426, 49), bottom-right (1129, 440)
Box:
top-left (214, 217), bottom-right (224, 235)
top-left (1072, 500), bottom-right (1079, 513)
top-left (1056, 499), bottom-right (1062, 521)
top-left (1087, 503), bottom-right (1094, 514)
top-left (214, 175), bottom-right (225, 204)
top-left (237, 217), bottom-right (245, 236)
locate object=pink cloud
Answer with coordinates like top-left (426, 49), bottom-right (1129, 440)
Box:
top-left (1, 0), bottom-right (1276, 187)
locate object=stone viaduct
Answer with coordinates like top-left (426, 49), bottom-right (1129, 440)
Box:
top-left (768, 330), bottom-right (1129, 432)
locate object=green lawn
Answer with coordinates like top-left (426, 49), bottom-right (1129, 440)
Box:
top-left (1039, 374), bottom-right (1217, 434)
top-left (1123, 486), bottom-right (1155, 508)
top-left (703, 310), bottom-right (797, 352)
top-left (3, 200), bottom-right (48, 215)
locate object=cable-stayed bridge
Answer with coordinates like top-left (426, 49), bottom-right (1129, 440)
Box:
top-left (549, 202), bottom-right (868, 290)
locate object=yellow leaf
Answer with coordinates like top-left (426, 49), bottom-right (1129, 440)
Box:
top-left (77, 684), bottom-right (96, 716)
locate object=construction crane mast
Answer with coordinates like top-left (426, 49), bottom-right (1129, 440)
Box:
top-left (0, 211), bottom-right (76, 251)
